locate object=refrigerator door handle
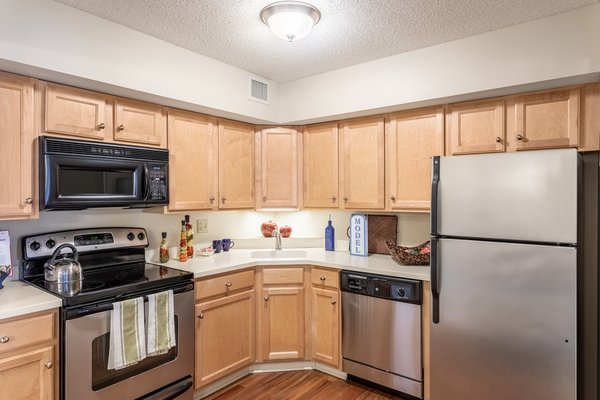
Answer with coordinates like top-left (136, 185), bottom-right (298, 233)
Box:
top-left (431, 156), bottom-right (440, 236)
top-left (431, 236), bottom-right (440, 324)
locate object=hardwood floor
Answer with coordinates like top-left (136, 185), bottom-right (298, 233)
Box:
top-left (203, 370), bottom-right (406, 400)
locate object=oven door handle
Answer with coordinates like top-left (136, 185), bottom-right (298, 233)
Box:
top-left (141, 377), bottom-right (193, 400)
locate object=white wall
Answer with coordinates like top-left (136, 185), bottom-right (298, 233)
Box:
top-left (279, 4), bottom-right (600, 124)
top-left (0, 0), bottom-right (279, 124)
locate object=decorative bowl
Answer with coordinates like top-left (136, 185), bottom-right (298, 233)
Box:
top-left (385, 240), bottom-right (431, 266)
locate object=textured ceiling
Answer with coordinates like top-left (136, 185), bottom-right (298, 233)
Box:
top-left (55, 0), bottom-right (598, 83)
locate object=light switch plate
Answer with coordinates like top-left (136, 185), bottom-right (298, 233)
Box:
top-left (197, 219), bottom-right (208, 233)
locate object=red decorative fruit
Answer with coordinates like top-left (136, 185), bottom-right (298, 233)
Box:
top-left (261, 221), bottom-right (278, 238)
top-left (279, 225), bottom-right (292, 238)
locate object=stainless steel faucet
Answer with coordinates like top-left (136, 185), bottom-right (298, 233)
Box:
top-left (272, 230), bottom-right (282, 250)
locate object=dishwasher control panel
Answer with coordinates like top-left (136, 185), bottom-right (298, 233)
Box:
top-left (340, 271), bottom-right (421, 304)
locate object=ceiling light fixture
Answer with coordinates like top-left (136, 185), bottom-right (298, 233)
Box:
top-left (260, 1), bottom-right (321, 43)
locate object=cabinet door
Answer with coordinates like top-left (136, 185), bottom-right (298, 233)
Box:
top-left (513, 88), bottom-right (579, 150)
top-left (114, 98), bottom-right (167, 147)
top-left (448, 99), bottom-right (505, 155)
top-left (0, 346), bottom-right (54, 400)
top-left (167, 110), bottom-right (217, 211)
top-left (303, 123), bottom-right (339, 208)
top-left (311, 287), bottom-right (340, 368)
top-left (256, 127), bottom-right (301, 208)
top-left (218, 121), bottom-right (255, 209)
top-left (195, 290), bottom-right (255, 388)
top-left (0, 73), bottom-right (36, 219)
top-left (340, 117), bottom-right (385, 209)
top-left (261, 286), bottom-right (305, 361)
top-left (44, 83), bottom-right (111, 140)
top-left (386, 108), bottom-right (444, 211)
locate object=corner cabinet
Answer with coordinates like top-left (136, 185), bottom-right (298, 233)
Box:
top-left (310, 267), bottom-right (340, 368)
top-left (340, 117), bottom-right (385, 209)
top-left (0, 309), bottom-right (58, 400)
top-left (218, 120), bottom-right (255, 209)
top-left (303, 123), bottom-right (339, 208)
top-left (255, 127), bottom-right (302, 208)
top-left (167, 110), bottom-right (218, 211)
top-left (194, 270), bottom-right (255, 388)
top-left (0, 72), bottom-right (37, 220)
top-left (386, 108), bottom-right (444, 212)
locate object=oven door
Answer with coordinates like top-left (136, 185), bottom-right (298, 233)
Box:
top-left (41, 154), bottom-right (147, 209)
top-left (64, 286), bottom-right (194, 400)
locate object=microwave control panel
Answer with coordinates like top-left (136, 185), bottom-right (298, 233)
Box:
top-left (148, 164), bottom-right (168, 202)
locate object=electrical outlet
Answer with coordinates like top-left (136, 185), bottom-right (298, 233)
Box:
top-left (197, 219), bottom-right (208, 233)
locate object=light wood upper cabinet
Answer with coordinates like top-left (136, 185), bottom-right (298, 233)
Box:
top-left (303, 123), bottom-right (339, 208)
top-left (512, 88), bottom-right (579, 150)
top-left (340, 117), bottom-right (385, 209)
top-left (218, 120), bottom-right (255, 209)
top-left (167, 110), bottom-right (217, 211)
top-left (256, 127), bottom-right (302, 208)
top-left (43, 82), bottom-right (112, 141)
top-left (386, 108), bottom-right (444, 211)
top-left (114, 98), bottom-right (167, 147)
top-left (447, 99), bottom-right (505, 155)
top-left (0, 72), bottom-right (36, 220)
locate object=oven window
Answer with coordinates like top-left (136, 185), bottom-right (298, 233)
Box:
top-left (91, 316), bottom-right (178, 391)
top-left (58, 167), bottom-right (134, 196)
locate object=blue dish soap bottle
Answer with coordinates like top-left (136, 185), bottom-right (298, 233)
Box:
top-left (325, 215), bottom-right (335, 251)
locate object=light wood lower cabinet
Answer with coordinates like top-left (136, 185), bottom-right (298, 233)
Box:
top-left (310, 287), bottom-right (340, 367)
top-left (0, 309), bottom-right (58, 400)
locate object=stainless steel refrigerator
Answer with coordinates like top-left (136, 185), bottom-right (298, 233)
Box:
top-left (429, 148), bottom-right (598, 400)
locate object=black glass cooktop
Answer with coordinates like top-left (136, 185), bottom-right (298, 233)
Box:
top-left (26, 263), bottom-right (193, 307)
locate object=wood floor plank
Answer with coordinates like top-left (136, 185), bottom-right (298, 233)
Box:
top-left (203, 370), bottom-right (405, 400)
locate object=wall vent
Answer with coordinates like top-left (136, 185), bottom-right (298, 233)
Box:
top-left (249, 78), bottom-right (269, 104)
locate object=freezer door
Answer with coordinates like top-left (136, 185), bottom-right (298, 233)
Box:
top-left (430, 239), bottom-right (576, 400)
top-left (433, 149), bottom-right (578, 243)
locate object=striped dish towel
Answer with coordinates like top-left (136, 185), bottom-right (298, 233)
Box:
top-left (147, 290), bottom-right (176, 356)
top-left (108, 297), bottom-right (147, 370)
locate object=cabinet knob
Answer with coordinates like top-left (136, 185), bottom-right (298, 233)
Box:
top-left (320, 276), bottom-right (326, 281)
top-left (343, 197), bottom-right (349, 203)
top-left (225, 282), bottom-right (232, 288)
top-left (117, 124), bottom-right (125, 131)
top-left (331, 196), bottom-right (337, 203)
top-left (197, 313), bottom-right (204, 319)
top-left (495, 136), bottom-right (502, 143)
top-left (264, 296), bottom-right (269, 301)
top-left (97, 123), bottom-right (106, 130)
top-left (390, 196), bottom-right (396, 202)
top-left (221, 196), bottom-right (227, 203)
top-left (331, 299), bottom-right (337, 305)
top-left (209, 196), bottom-right (215, 203)
top-left (24, 197), bottom-right (33, 205)
top-left (516, 134), bottom-right (524, 141)
top-left (0, 336), bottom-right (9, 343)
top-left (44, 361), bottom-right (53, 369)
top-left (263, 196), bottom-right (267, 202)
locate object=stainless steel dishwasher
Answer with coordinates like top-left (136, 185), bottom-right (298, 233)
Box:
top-left (341, 270), bottom-right (423, 399)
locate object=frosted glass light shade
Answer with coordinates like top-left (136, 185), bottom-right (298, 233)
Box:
top-left (260, 1), bottom-right (321, 42)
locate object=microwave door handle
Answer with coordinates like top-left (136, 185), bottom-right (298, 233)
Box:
top-left (143, 164), bottom-right (150, 201)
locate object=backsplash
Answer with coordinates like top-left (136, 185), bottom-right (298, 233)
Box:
top-left (0, 208), bottom-right (430, 275)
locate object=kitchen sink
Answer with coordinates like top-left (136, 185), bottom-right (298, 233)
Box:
top-left (249, 250), bottom-right (308, 259)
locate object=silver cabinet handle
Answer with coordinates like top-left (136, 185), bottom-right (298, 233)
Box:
top-left (97, 123), bottom-right (106, 130)
top-left (0, 336), bottom-right (9, 343)
top-left (44, 361), bottom-right (53, 369)
top-left (117, 124), bottom-right (125, 131)
top-left (225, 282), bottom-right (232, 288)
top-left (320, 276), bottom-right (326, 281)
top-left (197, 313), bottom-right (204, 319)
top-left (24, 197), bottom-right (33, 205)
top-left (516, 134), bottom-right (524, 141)
top-left (495, 136), bottom-right (502, 143)
top-left (331, 299), bottom-right (337, 305)
top-left (264, 296), bottom-right (269, 301)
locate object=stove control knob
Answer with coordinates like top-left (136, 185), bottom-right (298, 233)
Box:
top-left (45, 239), bottom-right (56, 249)
top-left (30, 241), bottom-right (41, 251)
top-left (127, 232), bottom-right (135, 241)
top-left (137, 232), bottom-right (145, 241)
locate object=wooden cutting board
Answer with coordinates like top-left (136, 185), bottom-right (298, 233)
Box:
top-left (367, 215), bottom-right (398, 254)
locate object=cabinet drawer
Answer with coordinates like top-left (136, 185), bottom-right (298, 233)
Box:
top-left (0, 312), bottom-right (55, 354)
top-left (311, 267), bottom-right (339, 289)
top-left (262, 267), bottom-right (304, 285)
top-left (195, 269), bottom-right (255, 301)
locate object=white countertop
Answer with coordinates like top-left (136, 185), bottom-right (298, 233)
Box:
top-left (153, 248), bottom-right (431, 281)
top-left (0, 280), bottom-right (61, 320)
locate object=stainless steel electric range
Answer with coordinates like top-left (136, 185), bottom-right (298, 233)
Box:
top-left (21, 227), bottom-right (195, 400)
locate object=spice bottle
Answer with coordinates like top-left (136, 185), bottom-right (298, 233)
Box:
top-left (185, 215), bottom-right (194, 258)
top-left (179, 220), bottom-right (188, 262)
top-left (159, 232), bottom-right (170, 263)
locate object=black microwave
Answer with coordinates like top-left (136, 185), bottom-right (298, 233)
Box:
top-left (40, 136), bottom-right (169, 210)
